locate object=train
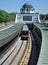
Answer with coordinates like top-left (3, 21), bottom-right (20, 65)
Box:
top-left (21, 25), bottom-right (29, 40)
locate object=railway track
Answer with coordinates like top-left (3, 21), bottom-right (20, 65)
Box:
top-left (0, 24), bottom-right (32, 65)
top-left (0, 37), bottom-right (28, 65)
top-left (10, 41), bottom-right (27, 65)
top-left (19, 33), bottom-right (32, 65)
top-left (0, 36), bottom-right (19, 65)
top-left (0, 35), bottom-right (18, 58)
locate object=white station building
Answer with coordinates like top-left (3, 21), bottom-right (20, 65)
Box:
top-left (15, 3), bottom-right (41, 24)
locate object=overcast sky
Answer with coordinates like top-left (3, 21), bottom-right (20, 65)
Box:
top-left (0, 0), bottom-right (48, 14)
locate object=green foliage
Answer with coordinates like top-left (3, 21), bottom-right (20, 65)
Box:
top-left (0, 10), bottom-right (16, 23)
top-left (10, 12), bottom-right (16, 21)
top-left (40, 14), bottom-right (48, 20)
top-left (0, 10), bottom-right (7, 23)
top-left (40, 14), bottom-right (44, 20)
top-left (44, 14), bottom-right (48, 20)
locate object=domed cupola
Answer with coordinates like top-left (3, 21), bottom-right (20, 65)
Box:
top-left (20, 3), bottom-right (35, 13)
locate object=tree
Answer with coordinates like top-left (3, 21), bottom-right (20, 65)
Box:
top-left (40, 14), bottom-right (48, 20)
top-left (45, 14), bottom-right (48, 20)
top-left (0, 10), bottom-right (7, 23)
top-left (0, 10), bottom-right (16, 23)
top-left (10, 12), bottom-right (16, 21)
top-left (40, 14), bottom-right (44, 20)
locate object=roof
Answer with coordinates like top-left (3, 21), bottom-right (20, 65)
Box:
top-left (0, 23), bottom-right (23, 40)
top-left (20, 3), bottom-right (34, 10)
top-left (22, 25), bottom-right (29, 31)
top-left (34, 23), bottom-right (48, 65)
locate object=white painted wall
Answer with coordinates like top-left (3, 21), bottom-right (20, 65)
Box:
top-left (15, 13), bottom-right (40, 24)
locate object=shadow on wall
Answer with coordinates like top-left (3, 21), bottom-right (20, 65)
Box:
top-left (27, 23), bottom-right (42, 65)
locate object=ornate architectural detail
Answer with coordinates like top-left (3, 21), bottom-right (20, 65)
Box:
top-left (20, 3), bottom-right (35, 13)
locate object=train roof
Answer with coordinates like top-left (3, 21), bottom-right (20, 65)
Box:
top-left (22, 25), bottom-right (29, 31)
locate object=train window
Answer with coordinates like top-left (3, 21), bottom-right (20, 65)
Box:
top-left (22, 31), bottom-right (28, 35)
top-left (23, 16), bottom-right (32, 21)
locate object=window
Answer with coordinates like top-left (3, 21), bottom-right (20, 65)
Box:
top-left (23, 16), bottom-right (32, 21)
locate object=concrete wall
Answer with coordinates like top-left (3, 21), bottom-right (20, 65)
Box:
top-left (0, 27), bottom-right (22, 47)
top-left (15, 13), bottom-right (40, 24)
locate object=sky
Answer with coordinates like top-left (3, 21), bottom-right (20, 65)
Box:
top-left (0, 0), bottom-right (48, 14)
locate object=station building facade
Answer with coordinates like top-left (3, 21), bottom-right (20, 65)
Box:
top-left (15, 3), bottom-right (41, 24)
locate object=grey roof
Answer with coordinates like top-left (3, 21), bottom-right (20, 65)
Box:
top-left (34, 23), bottom-right (48, 65)
top-left (23, 25), bottom-right (29, 31)
top-left (0, 23), bottom-right (23, 40)
top-left (20, 3), bottom-right (34, 11)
